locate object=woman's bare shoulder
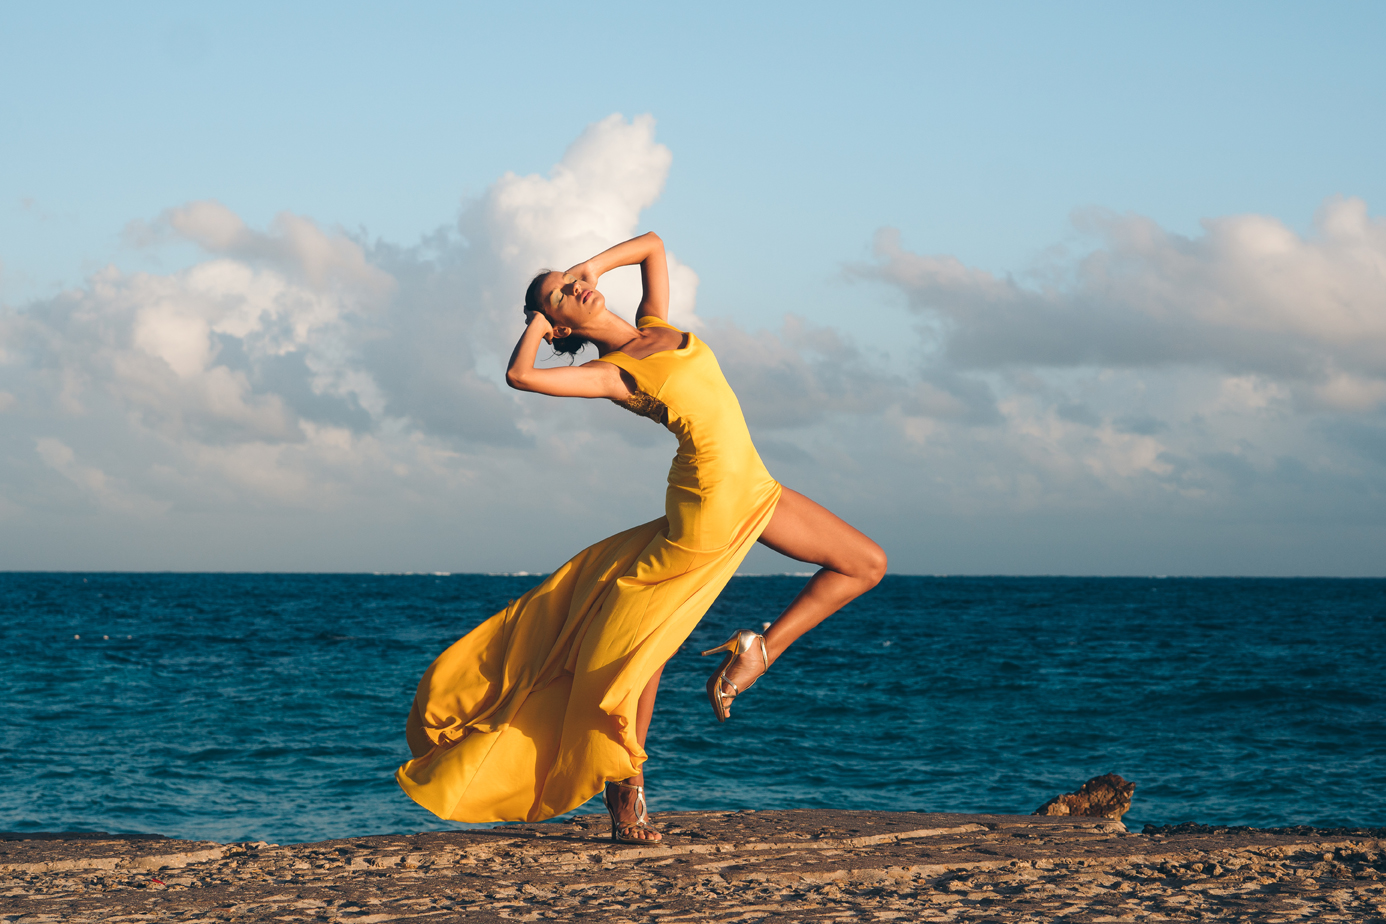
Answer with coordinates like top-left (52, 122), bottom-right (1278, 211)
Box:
top-left (584, 357), bottom-right (640, 399)
top-left (612, 326), bottom-right (684, 360)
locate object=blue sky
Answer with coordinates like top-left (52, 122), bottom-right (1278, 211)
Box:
top-left (3, 2), bottom-right (1385, 573)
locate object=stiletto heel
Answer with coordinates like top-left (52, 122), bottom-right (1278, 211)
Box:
top-left (701, 629), bottom-right (768, 722)
top-left (603, 780), bottom-right (662, 844)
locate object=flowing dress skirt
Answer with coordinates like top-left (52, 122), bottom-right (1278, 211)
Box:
top-left (395, 483), bottom-right (780, 823)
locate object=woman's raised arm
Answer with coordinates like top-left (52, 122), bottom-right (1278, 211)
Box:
top-left (569, 231), bottom-right (669, 322)
top-left (505, 310), bottom-right (625, 399)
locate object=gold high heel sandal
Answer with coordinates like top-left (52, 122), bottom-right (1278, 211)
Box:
top-left (603, 780), bottom-right (662, 844)
top-left (701, 629), bottom-right (768, 722)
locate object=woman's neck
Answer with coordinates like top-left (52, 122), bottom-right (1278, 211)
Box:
top-left (577, 311), bottom-right (641, 354)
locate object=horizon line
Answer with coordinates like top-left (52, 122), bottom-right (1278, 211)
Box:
top-left (1, 570), bottom-right (1383, 579)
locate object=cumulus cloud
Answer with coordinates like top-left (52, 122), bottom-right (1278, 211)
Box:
top-left (841, 197), bottom-right (1386, 555)
top-left (708, 316), bottom-right (903, 430)
top-left (460, 112), bottom-right (700, 333)
top-left (1, 111), bottom-right (1384, 573)
top-left (0, 114), bottom-right (710, 566)
top-left (34, 436), bottom-right (169, 516)
top-left (130, 200), bottom-right (396, 298)
top-left (362, 112), bottom-right (702, 446)
top-left (859, 197), bottom-right (1386, 410)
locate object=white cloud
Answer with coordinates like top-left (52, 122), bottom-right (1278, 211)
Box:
top-left (1, 115), bottom-right (1384, 574)
top-left (462, 112), bottom-right (700, 332)
top-left (838, 197), bottom-right (1386, 555)
top-left (0, 114), bottom-right (715, 568)
top-left (706, 315), bottom-right (902, 430)
top-left (132, 200), bottom-right (396, 299)
top-left (34, 436), bottom-right (169, 515)
top-left (361, 112), bottom-right (703, 446)
top-left (859, 196), bottom-right (1386, 406)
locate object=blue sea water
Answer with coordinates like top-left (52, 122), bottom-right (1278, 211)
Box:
top-left (1, 573), bottom-right (1383, 844)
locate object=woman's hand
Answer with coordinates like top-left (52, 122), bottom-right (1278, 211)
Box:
top-left (506, 317), bottom-right (627, 400)
top-left (566, 232), bottom-right (668, 322)
top-left (524, 309), bottom-right (554, 342)
top-left (508, 305), bottom-right (624, 398)
top-left (568, 260), bottom-right (600, 287)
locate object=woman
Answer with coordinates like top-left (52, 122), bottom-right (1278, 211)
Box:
top-left (396, 232), bottom-right (885, 843)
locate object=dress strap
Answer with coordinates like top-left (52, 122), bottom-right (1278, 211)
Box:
top-left (637, 315), bottom-right (682, 332)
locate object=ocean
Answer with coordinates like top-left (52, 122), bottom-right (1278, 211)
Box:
top-left (1, 573), bottom-right (1382, 844)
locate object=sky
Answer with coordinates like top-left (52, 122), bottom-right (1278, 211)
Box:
top-left (2, 2), bottom-right (1384, 575)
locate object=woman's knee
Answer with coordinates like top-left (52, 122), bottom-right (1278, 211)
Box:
top-left (852, 540), bottom-right (888, 587)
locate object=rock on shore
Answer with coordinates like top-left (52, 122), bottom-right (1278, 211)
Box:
top-left (3, 810), bottom-right (1385, 922)
top-left (1034, 773), bottom-right (1137, 821)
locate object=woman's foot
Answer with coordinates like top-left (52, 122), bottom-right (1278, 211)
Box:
top-left (702, 630), bottom-right (769, 721)
top-left (604, 780), bottom-right (662, 844)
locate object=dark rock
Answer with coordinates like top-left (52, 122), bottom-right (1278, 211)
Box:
top-left (1034, 773), bottom-right (1135, 821)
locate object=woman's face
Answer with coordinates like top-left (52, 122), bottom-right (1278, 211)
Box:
top-left (537, 271), bottom-right (604, 332)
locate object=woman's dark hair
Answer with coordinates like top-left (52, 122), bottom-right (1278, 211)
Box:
top-left (524, 270), bottom-right (589, 362)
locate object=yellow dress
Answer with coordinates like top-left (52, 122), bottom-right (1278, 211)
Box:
top-left (396, 316), bottom-right (782, 823)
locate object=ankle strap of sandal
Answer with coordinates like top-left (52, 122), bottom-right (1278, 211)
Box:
top-left (605, 781), bottom-right (647, 821)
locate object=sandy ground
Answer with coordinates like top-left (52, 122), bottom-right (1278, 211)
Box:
top-left (3, 811), bottom-right (1385, 922)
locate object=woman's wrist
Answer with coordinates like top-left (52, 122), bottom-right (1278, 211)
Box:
top-left (575, 233), bottom-right (661, 279)
top-left (524, 310), bottom-right (553, 338)
top-left (569, 259), bottom-right (600, 285)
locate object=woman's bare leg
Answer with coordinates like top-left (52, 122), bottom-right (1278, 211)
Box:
top-left (609, 664), bottom-right (665, 840)
top-left (634, 663), bottom-right (664, 755)
top-left (715, 487), bottom-right (886, 704)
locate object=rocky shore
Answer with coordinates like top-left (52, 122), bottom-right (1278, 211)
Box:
top-left (3, 810), bottom-right (1384, 922)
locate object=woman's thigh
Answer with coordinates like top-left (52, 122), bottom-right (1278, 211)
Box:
top-left (758, 487), bottom-right (886, 578)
